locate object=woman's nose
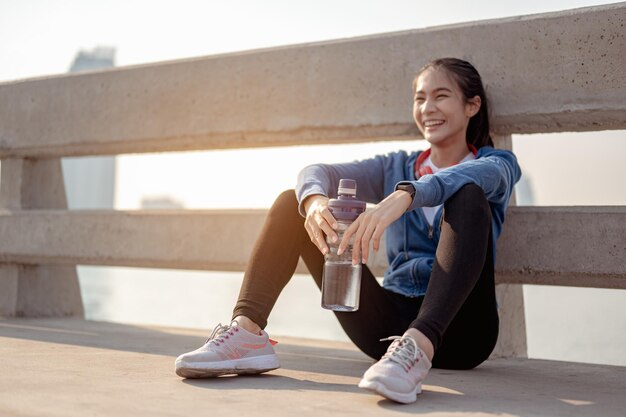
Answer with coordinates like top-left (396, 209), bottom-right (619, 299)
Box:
top-left (421, 98), bottom-right (437, 114)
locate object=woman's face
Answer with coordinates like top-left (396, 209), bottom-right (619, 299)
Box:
top-left (413, 68), bottom-right (480, 148)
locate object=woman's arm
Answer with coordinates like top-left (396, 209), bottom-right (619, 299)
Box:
top-left (395, 148), bottom-right (522, 212)
top-left (337, 189), bottom-right (413, 265)
top-left (335, 148), bottom-right (520, 265)
top-left (296, 152), bottom-right (395, 255)
top-left (295, 153), bottom-right (391, 217)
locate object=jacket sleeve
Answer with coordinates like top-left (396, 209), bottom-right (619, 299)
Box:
top-left (295, 154), bottom-right (389, 217)
top-left (395, 148), bottom-right (521, 211)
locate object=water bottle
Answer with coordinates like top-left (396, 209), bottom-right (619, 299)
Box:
top-left (321, 179), bottom-right (366, 312)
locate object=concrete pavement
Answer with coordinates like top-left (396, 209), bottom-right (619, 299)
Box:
top-left (1, 318), bottom-right (624, 417)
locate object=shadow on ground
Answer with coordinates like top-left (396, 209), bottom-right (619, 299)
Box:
top-left (0, 317), bottom-right (371, 376)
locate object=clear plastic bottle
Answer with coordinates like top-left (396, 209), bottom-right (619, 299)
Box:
top-left (321, 179), bottom-right (366, 312)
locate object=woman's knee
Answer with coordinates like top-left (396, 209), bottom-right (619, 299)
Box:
top-left (269, 189), bottom-right (299, 213)
top-left (444, 184), bottom-right (491, 224)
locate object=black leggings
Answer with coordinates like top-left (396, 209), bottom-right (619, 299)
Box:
top-left (232, 184), bottom-right (499, 370)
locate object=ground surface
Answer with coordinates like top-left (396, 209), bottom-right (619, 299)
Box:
top-left (1, 318), bottom-right (624, 417)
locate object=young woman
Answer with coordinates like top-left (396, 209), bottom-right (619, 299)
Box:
top-left (175, 58), bottom-right (521, 404)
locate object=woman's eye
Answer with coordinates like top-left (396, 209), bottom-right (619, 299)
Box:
top-left (437, 95), bottom-right (448, 99)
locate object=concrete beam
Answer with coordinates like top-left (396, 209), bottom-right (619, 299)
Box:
top-left (496, 206), bottom-right (626, 288)
top-left (0, 207), bottom-right (625, 289)
top-left (0, 209), bottom-right (269, 272)
top-left (1, 3), bottom-right (624, 158)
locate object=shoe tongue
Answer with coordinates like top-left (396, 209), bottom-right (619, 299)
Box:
top-left (402, 338), bottom-right (416, 353)
top-left (402, 337), bottom-right (414, 348)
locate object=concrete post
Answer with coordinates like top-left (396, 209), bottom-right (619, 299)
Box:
top-left (0, 264), bottom-right (18, 316)
top-left (0, 158), bottom-right (84, 317)
top-left (490, 135), bottom-right (528, 358)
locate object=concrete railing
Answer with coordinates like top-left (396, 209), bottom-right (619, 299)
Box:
top-left (1, 3), bottom-right (625, 358)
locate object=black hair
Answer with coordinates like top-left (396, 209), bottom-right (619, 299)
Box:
top-left (413, 58), bottom-right (494, 148)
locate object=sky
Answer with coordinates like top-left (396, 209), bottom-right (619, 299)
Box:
top-left (0, 0), bottom-right (619, 82)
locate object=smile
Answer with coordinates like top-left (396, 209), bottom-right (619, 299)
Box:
top-left (424, 120), bottom-right (445, 128)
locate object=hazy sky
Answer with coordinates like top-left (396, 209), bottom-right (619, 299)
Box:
top-left (0, 0), bottom-right (618, 82)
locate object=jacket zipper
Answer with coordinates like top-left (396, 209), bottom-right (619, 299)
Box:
top-left (428, 208), bottom-right (444, 240)
top-left (416, 206), bottom-right (436, 240)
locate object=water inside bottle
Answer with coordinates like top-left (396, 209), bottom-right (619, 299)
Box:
top-left (321, 261), bottom-right (361, 312)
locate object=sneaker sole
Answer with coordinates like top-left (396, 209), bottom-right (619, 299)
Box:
top-left (175, 354), bottom-right (280, 378)
top-left (358, 378), bottom-right (421, 404)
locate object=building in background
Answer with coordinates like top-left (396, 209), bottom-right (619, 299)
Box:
top-left (141, 196), bottom-right (184, 209)
top-left (69, 46), bottom-right (116, 73)
top-left (62, 47), bottom-right (118, 320)
top-left (62, 46), bottom-right (117, 209)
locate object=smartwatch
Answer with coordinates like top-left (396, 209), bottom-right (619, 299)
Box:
top-left (396, 183), bottom-right (416, 199)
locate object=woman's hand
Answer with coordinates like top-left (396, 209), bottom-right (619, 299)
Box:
top-left (303, 194), bottom-right (338, 255)
top-left (338, 190), bottom-right (413, 265)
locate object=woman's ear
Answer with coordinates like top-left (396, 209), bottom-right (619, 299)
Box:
top-left (466, 95), bottom-right (481, 117)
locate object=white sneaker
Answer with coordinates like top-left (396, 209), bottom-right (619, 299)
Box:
top-left (175, 321), bottom-right (280, 378)
top-left (358, 335), bottom-right (432, 404)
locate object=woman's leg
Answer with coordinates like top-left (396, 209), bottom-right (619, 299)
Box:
top-left (410, 183), bottom-right (499, 370)
top-left (231, 189), bottom-right (307, 329)
top-left (232, 189), bottom-right (419, 359)
top-left (299, 237), bottom-right (421, 359)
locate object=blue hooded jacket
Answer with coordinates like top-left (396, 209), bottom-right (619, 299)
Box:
top-left (296, 146), bottom-right (521, 297)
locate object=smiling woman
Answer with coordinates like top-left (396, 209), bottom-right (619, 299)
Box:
top-left (413, 58), bottom-right (492, 165)
top-left (172, 57), bottom-right (522, 405)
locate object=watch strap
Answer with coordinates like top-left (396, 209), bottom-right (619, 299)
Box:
top-left (396, 183), bottom-right (416, 199)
